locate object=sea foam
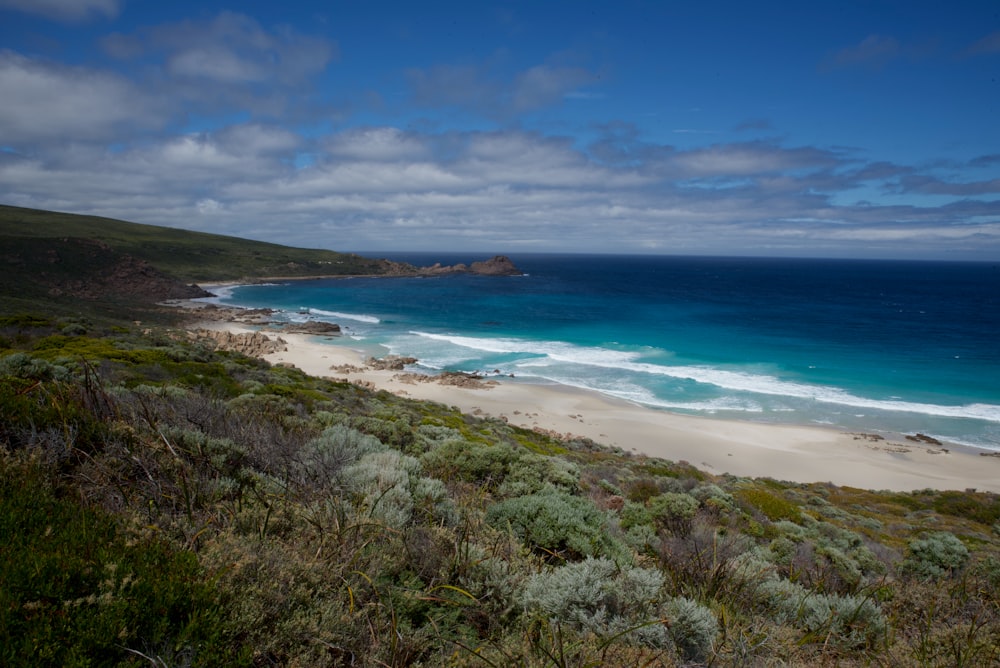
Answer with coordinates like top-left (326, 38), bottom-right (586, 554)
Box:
top-left (410, 331), bottom-right (1000, 423)
top-left (306, 308), bottom-right (380, 324)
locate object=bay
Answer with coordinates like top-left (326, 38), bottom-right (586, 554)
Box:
top-left (210, 254), bottom-right (1000, 449)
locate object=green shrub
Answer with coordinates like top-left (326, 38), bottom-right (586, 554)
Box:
top-left (619, 500), bottom-right (653, 531)
top-left (0, 375), bottom-right (114, 458)
top-left (931, 490), bottom-right (1000, 526)
top-left (421, 439), bottom-right (578, 497)
top-left (349, 414), bottom-right (415, 451)
top-left (736, 486), bottom-right (800, 522)
top-left (772, 519), bottom-right (807, 540)
top-left (901, 531), bottom-right (969, 579)
top-left (293, 424), bottom-right (384, 492)
top-left (343, 449), bottom-right (421, 529)
top-left (521, 557), bottom-right (668, 647)
top-left (497, 452), bottom-right (579, 497)
top-left (815, 545), bottom-right (863, 588)
top-left (0, 457), bottom-right (241, 666)
top-left (664, 596), bottom-right (718, 662)
top-left (691, 483), bottom-right (736, 511)
top-left (410, 476), bottom-right (458, 526)
top-left (421, 439), bottom-right (518, 487)
top-left (486, 490), bottom-right (624, 562)
top-left (768, 536), bottom-right (799, 565)
top-left (648, 492), bottom-right (700, 536)
top-left (415, 423), bottom-right (462, 447)
top-left (626, 478), bottom-right (661, 503)
top-left (0, 352), bottom-right (70, 381)
top-left (758, 579), bottom-right (886, 649)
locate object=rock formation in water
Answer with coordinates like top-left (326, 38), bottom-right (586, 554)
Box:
top-left (417, 255), bottom-right (522, 276)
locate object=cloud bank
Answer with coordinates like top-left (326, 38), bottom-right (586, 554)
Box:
top-left (0, 9), bottom-right (998, 260)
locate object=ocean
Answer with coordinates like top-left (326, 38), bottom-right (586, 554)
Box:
top-left (207, 254), bottom-right (1000, 450)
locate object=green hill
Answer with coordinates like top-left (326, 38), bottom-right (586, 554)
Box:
top-left (0, 204), bottom-right (402, 283)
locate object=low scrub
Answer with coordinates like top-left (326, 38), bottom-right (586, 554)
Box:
top-left (1, 323), bottom-right (998, 666)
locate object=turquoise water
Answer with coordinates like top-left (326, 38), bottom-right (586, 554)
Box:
top-left (207, 254), bottom-right (1000, 449)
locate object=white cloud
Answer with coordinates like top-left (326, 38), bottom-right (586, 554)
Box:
top-left (168, 46), bottom-right (269, 83)
top-left (152, 12), bottom-right (336, 86)
top-left (511, 65), bottom-right (596, 111)
top-left (216, 124), bottom-right (301, 156)
top-left (326, 128), bottom-right (429, 161)
top-left (0, 51), bottom-right (161, 145)
top-left (1, 119), bottom-right (998, 257)
top-left (0, 0), bottom-right (119, 22)
top-left (671, 142), bottom-right (841, 177)
top-left (94, 11), bottom-right (337, 121)
top-left (407, 60), bottom-right (597, 116)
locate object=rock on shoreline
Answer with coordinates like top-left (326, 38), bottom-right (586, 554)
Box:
top-left (190, 329), bottom-right (287, 356)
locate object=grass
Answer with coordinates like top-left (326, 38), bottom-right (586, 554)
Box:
top-left (1, 204), bottom-right (405, 282)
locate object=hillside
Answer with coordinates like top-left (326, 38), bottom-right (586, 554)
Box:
top-left (2, 314), bottom-right (999, 666)
top-left (0, 204), bottom-right (404, 283)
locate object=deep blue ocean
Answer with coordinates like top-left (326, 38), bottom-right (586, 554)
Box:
top-left (208, 254), bottom-right (1000, 450)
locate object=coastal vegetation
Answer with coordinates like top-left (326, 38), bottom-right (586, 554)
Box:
top-left (0, 204), bottom-right (402, 284)
top-left (2, 207), bottom-right (999, 666)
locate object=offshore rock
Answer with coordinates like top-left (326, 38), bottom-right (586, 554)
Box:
top-left (284, 321), bottom-right (342, 335)
top-left (416, 255), bottom-right (522, 277)
top-left (467, 255), bottom-right (522, 276)
top-left (366, 355), bottom-right (418, 371)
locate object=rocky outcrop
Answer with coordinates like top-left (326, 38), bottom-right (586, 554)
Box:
top-left (191, 329), bottom-right (286, 356)
top-left (468, 255), bottom-right (522, 275)
top-left (284, 321), bottom-right (342, 335)
top-left (416, 255), bottom-right (522, 277)
top-left (185, 305), bottom-right (277, 325)
top-left (394, 370), bottom-right (499, 389)
top-left (365, 355), bottom-right (418, 370)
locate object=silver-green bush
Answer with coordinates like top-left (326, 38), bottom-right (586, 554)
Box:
top-left (901, 530), bottom-right (969, 579)
top-left (485, 489), bottom-right (625, 561)
top-left (664, 596), bottom-right (718, 662)
top-left (521, 557), bottom-right (669, 647)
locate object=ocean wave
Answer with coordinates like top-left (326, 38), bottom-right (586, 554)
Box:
top-left (306, 307), bottom-right (381, 324)
top-left (410, 331), bottom-right (636, 365)
top-left (202, 282), bottom-right (284, 304)
top-left (410, 331), bottom-right (1000, 423)
top-left (199, 287), bottom-right (234, 301)
top-left (623, 363), bottom-right (1000, 422)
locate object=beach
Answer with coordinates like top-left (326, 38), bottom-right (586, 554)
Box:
top-left (190, 314), bottom-right (1000, 493)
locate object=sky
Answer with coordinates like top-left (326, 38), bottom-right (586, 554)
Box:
top-left (1, 1), bottom-right (999, 260)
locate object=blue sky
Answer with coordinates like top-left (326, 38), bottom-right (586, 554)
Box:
top-left (1, 0), bottom-right (998, 259)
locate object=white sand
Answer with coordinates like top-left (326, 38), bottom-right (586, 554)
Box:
top-left (197, 320), bottom-right (1000, 493)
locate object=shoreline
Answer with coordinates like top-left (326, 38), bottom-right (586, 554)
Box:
top-left (184, 311), bottom-right (1000, 493)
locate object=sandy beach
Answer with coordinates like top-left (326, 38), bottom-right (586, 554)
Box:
top-left (188, 315), bottom-right (1000, 493)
